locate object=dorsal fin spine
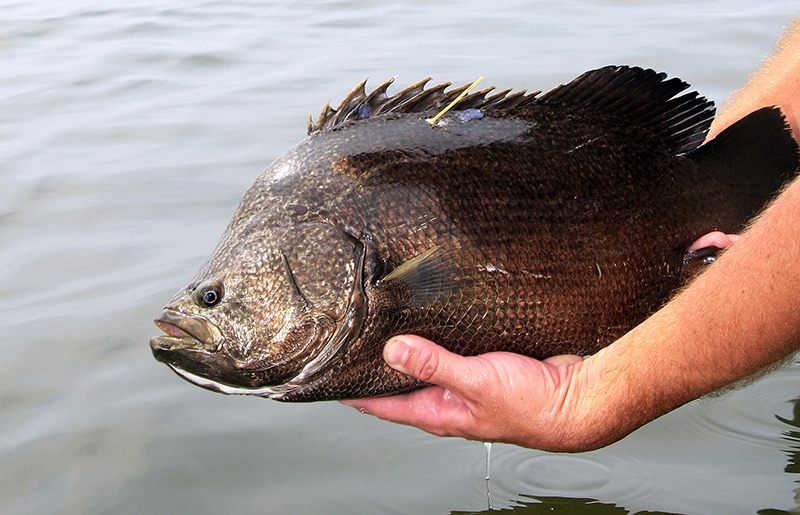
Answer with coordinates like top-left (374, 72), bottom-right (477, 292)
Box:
top-left (308, 76), bottom-right (538, 134)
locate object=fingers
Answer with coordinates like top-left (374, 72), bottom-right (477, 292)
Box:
top-left (342, 336), bottom-right (593, 448)
top-left (542, 354), bottom-right (584, 367)
top-left (341, 384), bottom-right (474, 440)
top-left (688, 231), bottom-right (740, 251)
top-left (382, 335), bottom-right (468, 391)
top-left (340, 336), bottom-right (480, 436)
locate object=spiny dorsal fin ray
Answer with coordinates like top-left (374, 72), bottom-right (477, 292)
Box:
top-left (331, 78), bottom-right (368, 127)
top-left (380, 78), bottom-right (432, 113)
top-left (308, 77), bottom-right (539, 135)
top-left (398, 81), bottom-right (452, 113)
top-left (535, 65), bottom-right (715, 154)
top-left (363, 77), bottom-right (395, 106)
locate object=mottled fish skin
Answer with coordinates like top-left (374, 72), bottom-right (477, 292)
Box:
top-left (151, 66), bottom-right (799, 402)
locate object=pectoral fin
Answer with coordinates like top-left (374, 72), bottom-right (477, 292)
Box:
top-left (379, 245), bottom-right (469, 309)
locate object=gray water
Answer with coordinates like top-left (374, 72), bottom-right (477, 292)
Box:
top-left (3, 1), bottom-right (800, 514)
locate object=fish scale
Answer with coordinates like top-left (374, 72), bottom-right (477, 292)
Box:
top-left (151, 65), bottom-right (799, 401)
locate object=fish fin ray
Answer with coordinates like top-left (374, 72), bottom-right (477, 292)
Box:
top-left (309, 78), bottom-right (539, 134)
top-left (535, 65), bottom-right (716, 154)
top-left (381, 245), bottom-right (469, 308)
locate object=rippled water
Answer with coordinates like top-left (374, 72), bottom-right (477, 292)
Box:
top-left (2, 1), bottom-right (800, 514)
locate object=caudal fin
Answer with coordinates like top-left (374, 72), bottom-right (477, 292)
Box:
top-left (688, 106), bottom-right (799, 223)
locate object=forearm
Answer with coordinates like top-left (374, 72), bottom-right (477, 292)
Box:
top-left (572, 176), bottom-right (800, 449)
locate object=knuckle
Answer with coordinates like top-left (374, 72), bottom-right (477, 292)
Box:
top-left (411, 345), bottom-right (440, 383)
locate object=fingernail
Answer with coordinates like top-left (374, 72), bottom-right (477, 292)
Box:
top-left (384, 337), bottom-right (410, 370)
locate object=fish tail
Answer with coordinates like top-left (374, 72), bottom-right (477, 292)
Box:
top-left (688, 106), bottom-right (800, 223)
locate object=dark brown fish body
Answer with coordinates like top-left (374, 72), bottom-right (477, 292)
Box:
top-left (150, 66), bottom-right (799, 401)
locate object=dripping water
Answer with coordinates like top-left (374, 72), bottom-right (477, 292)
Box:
top-left (484, 441), bottom-right (492, 480)
top-left (484, 441), bottom-right (493, 510)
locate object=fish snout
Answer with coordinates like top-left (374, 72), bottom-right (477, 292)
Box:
top-left (150, 309), bottom-right (224, 354)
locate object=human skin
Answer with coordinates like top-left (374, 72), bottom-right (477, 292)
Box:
top-left (342, 18), bottom-right (800, 452)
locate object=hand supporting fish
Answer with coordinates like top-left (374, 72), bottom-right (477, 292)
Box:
top-left (344, 334), bottom-right (589, 450)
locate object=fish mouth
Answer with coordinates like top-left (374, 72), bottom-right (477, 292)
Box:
top-left (150, 309), bottom-right (249, 394)
top-left (149, 309), bottom-right (307, 397)
top-left (150, 309), bottom-right (224, 355)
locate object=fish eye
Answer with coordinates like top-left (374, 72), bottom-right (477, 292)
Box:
top-left (195, 280), bottom-right (224, 308)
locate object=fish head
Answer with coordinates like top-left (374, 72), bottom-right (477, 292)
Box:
top-left (150, 220), bottom-right (366, 397)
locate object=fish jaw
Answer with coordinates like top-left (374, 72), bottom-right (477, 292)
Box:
top-left (150, 308), bottom-right (246, 393)
top-left (151, 308), bottom-right (224, 352)
top-left (150, 327), bottom-right (337, 399)
top-left (150, 320), bottom-right (278, 396)
top-left (148, 305), bottom-right (356, 398)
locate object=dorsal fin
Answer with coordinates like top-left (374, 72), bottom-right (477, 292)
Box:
top-left (535, 65), bottom-right (715, 154)
top-left (308, 78), bottom-right (540, 135)
top-left (308, 66), bottom-right (716, 153)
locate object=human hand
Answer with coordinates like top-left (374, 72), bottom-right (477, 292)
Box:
top-left (342, 335), bottom-right (601, 452)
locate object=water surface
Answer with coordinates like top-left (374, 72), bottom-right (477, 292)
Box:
top-left (2, 1), bottom-right (800, 513)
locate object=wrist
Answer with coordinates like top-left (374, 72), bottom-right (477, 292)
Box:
top-left (562, 315), bottom-right (690, 451)
top-left (558, 346), bottom-right (641, 451)
top-left (525, 353), bottom-right (628, 453)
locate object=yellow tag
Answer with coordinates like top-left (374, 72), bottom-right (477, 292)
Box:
top-left (428, 76), bottom-right (484, 125)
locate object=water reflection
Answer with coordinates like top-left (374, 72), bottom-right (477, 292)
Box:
top-left (451, 494), bottom-right (681, 515)
top-left (452, 386), bottom-right (800, 515)
top-left (759, 397), bottom-right (800, 515)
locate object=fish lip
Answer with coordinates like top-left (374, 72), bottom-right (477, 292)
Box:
top-left (150, 308), bottom-right (224, 354)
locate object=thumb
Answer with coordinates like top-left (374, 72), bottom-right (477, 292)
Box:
top-left (384, 335), bottom-right (464, 388)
